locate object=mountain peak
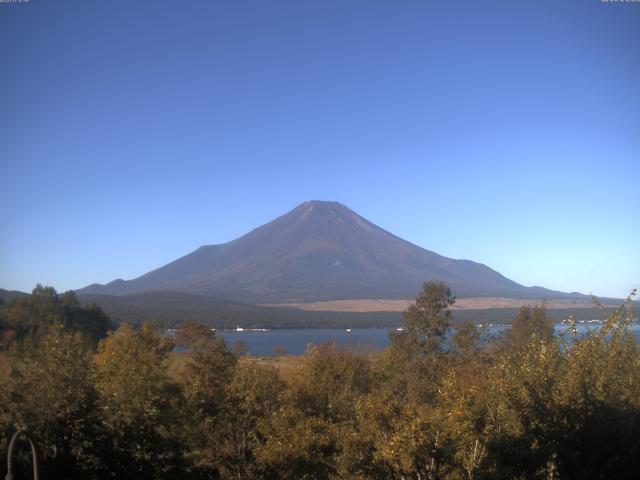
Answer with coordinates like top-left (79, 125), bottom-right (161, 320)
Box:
top-left (300, 200), bottom-right (343, 207)
top-left (270, 200), bottom-right (379, 241)
top-left (293, 200), bottom-right (352, 217)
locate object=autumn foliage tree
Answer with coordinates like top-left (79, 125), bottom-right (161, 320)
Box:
top-left (1, 284), bottom-right (639, 479)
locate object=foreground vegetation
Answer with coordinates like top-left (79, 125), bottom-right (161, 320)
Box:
top-left (1, 283), bottom-right (639, 479)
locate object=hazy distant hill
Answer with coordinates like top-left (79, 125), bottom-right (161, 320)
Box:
top-left (0, 288), bottom-right (28, 303)
top-left (76, 290), bottom-right (618, 329)
top-left (77, 290), bottom-right (401, 329)
top-left (78, 200), bottom-right (586, 303)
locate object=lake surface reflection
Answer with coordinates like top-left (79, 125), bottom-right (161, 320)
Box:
top-left (217, 322), bottom-right (640, 356)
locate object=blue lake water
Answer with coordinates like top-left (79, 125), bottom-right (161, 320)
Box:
top-left (216, 323), bottom-right (640, 356)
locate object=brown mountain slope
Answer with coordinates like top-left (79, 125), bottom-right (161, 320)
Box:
top-left (77, 201), bottom-right (583, 303)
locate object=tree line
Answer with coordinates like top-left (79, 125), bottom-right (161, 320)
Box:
top-left (1, 282), bottom-right (639, 479)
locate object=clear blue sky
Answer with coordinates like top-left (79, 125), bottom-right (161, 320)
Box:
top-left (1, 1), bottom-right (638, 298)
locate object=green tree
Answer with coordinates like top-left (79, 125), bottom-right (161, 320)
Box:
top-left (217, 360), bottom-right (285, 479)
top-left (92, 323), bottom-right (182, 479)
top-left (0, 285), bottom-right (111, 348)
top-left (59, 291), bottom-right (112, 344)
top-left (176, 321), bottom-right (237, 476)
top-left (482, 297), bottom-right (640, 479)
top-left (0, 324), bottom-right (101, 478)
top-left (452, 322), bottom-right (481, 358)
top-left (256, 342), bottom-right (371, 480)
top-left (351, 388), bottom-right (451, 480)
top-left (0, 285), bottom-right (61, 343)
top-left (390, 281), bottom-right (455, 357)
top-left (502, 304), bottom-right (554, 351)
top-left (381, 281), bottom-right (456, 416)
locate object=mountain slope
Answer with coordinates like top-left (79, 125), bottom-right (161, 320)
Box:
top-left (77, 201), bottom-right (578, 302)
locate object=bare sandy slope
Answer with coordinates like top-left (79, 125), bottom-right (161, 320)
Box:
top-left (266, 297), bottom-right (610, 312)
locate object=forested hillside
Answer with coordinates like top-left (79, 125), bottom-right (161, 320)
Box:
top-left (77, 290), bottom-right (617, 329)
